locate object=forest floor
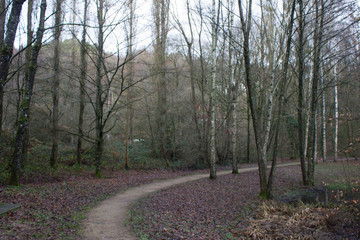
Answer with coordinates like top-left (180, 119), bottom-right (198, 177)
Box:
top-left (83, 163), bottom-right (298, 240)
top-left (129, 161), bottom-right (360, 240)
top-left (0, 168), bottom-right (211, 239)
top-left (0, 160), bottom-right (359, 239)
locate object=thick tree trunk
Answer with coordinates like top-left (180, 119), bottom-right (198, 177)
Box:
top-left (77, 0), bottom-right (88, 165)
top-left (10, 0), bottom-right (47, 185)
top-left (50, 0), bottom-right (63, 168)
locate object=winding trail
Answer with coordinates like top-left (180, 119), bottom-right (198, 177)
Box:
top-left (83, 162), bottom-right (299, 240)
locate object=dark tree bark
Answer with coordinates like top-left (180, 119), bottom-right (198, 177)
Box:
top-left (306, 0), bottom-right (325, 185)
top-left (50, 0), bottom-right (63, 168)
top-left (23, 0), bottom-right (34, 165)
top-left (0, 0), bottom-right (26, 136)
top-left (297, 0), bottom-right (308, 185)
top-left (268, 0), bottom-right (296, 195)
top-left (0, 0), bottom-right (5, 135)
top-left (153, 0), bottom-right (170, 161)
top-left (125, 0), bottom-right (135, 170)
top-left (10, 0), bottom-right (47, 185)
top-left (238, 0), bottom-right (296, 198)
top-left (77, 0), bottom-right (88, 165)
top-left (94, 0), bottom-right (105, 177)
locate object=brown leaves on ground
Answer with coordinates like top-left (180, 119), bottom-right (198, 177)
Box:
top-left (246, 201), bottom-right (332, 239)
top-left (0, 169), bottom-right (201, 239)
top-left (129, 163), bottom-right (360, 240)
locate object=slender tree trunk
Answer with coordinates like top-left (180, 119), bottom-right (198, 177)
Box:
top-left (334, 68), bottom-right (338, 162)
top-left (247, 103), bottom-right (250, 162)
top-left (0, 0), bottom-right (27, 136)
top-left (95, 0), bottom-right (104, 177)
top-left (239, 0), bottom-right (270, 196)
top-left (125, 0), bottom-right (135, 170)
top-left (0, 0), bottom-right (5, 135)
top-left (267, 0), bottom-right (296, 196)
top-left (10, 0), bottom-right (47, 185)
top-left (304, 68), bottom-right (313, 160)
top-left (50, 0), bottom-right (63, 168)
top-left (209, 0), bottom-right (219, 179)
top-left (227, 0), bottom-right (238, 174)
top-left (297, 0), bottom-right (308, 185)
top-left (153, 0), bottom-right (169, 160)
top-left (70, 0), bottom-right (77, 146)
top-left (76, 0), bottom-right (88, 164)
top-left (23, 0), bottom-right (34, 165)
top-left (321, 66), bottom-right (327, 162)
top-left (306, 0), bottom-right (324, 185)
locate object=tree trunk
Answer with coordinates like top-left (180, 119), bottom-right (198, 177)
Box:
top-left (0, 0), bottom-right (27, 136)
top-left (153, 0), bottom-right (169, 160)
top-left (267, 0), bottom-right (296, 196)
top-left (23, 0), bottom-right (34, 165)
top-left (321, 66), bottom-right (327, 162)
top-left (95, 0), bottom-right (104, 177)
top-left (334, 68), bottom-right (338, 162)
top-left (125, 0), bottom-right (135, 170)
top-left (306, 0), bottom-right (324, 185)
top-left (246, 103), bottom-right (250, 162)
top-left (50, 0), bottom-right (63, 168)
top-left (77, 0), bottom-right (88, 165)
top-left (227, 0), bottom-right (238, 174)
top-left (10, 0), bottom-right (47, 185)
top-left (209, 0), bottom-right (219, 179)
top-left (239, 0), bottom-right (271, 196)
top-left (297, 0), bottom-right (309, 185)
top-left (0, 0), bottom-right (5, 135)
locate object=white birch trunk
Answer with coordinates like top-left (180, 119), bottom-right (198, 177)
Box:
top-left (321, 67), bottom-right (327, 162)
top-left (304, 66), bottom-right (313, 159)
top-left (334, 66), bottom-right (338, 162)
top-left (228, 0), bottom-right (238, 173)
top-left (209, 0), bottom-right (218, 179)
top-left (313, 109), bottom-right (318, 163)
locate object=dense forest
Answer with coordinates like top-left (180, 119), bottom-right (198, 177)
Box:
top-left (0, 0), bottom-right (359, 197)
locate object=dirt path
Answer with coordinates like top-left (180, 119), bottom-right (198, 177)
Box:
top-left (83, 162), bottom-right (299, 240)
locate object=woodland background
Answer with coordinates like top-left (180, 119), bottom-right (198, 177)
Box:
top-left (0, 0), bottom-right (359, 194)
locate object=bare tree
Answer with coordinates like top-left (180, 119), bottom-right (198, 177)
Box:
top-left (209, 0), bottom-right (220, 179)
top-left (238, 0), bottom-right (296, 197)
top-left (0, 0), bottom-right (27, 136)
top-left (306, 0), bottom-right (325, 185)
top-left (125, 0), bottom-right (136, 170)
top-left (10, 0), bottom-right (47, 185)
top-left (50, 0), bottom-right (63, 167)
top-left (0, 0), bottom-right (6, 135)
top-left (153, 0), bottom-right (170, 160)
top-left (334, 64), bottom-right (338, 161)
top-left (76, 0), bottom-right (88, 164)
